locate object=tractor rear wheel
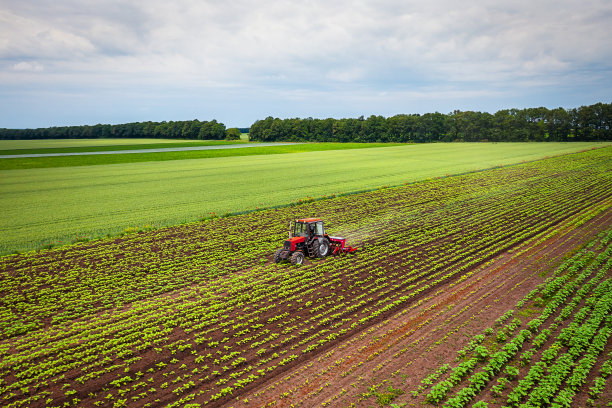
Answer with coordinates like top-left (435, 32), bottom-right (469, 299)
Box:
top-left (290, 251), bottom-right (305, 265)
top-left (311, 242), bottom-right (320, 258)
top-left (274, 249), bottom-right (284, 263)
top-left (318, 239), bottom-right (330, 257)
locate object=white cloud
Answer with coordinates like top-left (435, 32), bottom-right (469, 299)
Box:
top-left (13, 61), bottom-right (44, 72)
top-left (3, 0), bottom-right (610, 83)
top-left (0, 0), bottom-right (610, 127)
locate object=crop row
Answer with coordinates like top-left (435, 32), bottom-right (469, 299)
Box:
top-left (409, 228), bottom-right (612, 408)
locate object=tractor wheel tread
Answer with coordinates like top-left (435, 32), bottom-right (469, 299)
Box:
top-left (290, 251), bottom-right (305, 266)
top-left (311, 242), bottom-right (320, 258)
top-left (274, 249), bottom-right (284, 263)
top-left (318, 239), bottom-right (330, 258)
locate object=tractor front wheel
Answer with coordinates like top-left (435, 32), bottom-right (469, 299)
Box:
top-left (274, 249), bottom-right (284, 263)
top-left (291, 251), bottom-right (305, 265)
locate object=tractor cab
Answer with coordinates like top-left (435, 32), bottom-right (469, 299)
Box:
top-left (293, 218), bottom-right (325, 238)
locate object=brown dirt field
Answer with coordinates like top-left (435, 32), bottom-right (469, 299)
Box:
top-left (227, 208), bottom-right (612, 408)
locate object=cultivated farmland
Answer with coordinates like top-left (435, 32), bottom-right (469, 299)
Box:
top-left (1, 146), bottom-right (610, 407)
top-left (0, 141), bottom-right (608, 254)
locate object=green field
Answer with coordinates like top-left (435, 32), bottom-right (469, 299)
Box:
top-left (0, 142), bottom-right (609, 254)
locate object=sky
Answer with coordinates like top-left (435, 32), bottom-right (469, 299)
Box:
top-left (1, 0), bottom-right (611, 129)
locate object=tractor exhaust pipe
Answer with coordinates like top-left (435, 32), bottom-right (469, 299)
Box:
top-left (288, 221), bottom-right (293, 238)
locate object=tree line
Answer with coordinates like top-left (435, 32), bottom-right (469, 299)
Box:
top-left (0, 119), bottom-right (227, 140)
top-left (1, 102), bottom-right (610, 142)
top-left (249, 102), bottom-right (611, 143)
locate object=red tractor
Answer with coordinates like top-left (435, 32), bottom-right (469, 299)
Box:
top-left (274, 218), bottom-right (357, 265)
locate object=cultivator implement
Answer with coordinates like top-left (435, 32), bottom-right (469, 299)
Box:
top-left (329, 236), bottom-right (358, 255)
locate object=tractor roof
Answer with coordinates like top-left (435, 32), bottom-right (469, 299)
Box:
top-left (296, 218), bottom-right (321, 223)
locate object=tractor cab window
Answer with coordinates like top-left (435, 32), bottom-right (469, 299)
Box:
top-left (294, 222), bottom-right (308, 237)
top-left (315, 222), bottom-right (325, 236)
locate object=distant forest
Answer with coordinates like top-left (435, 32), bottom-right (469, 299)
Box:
top-left (1, 102), bottom-right (610, 142)
top-left (0, 119), bottom-right (227, 140)
top-left (249, 102), bottom-right (611, 143)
